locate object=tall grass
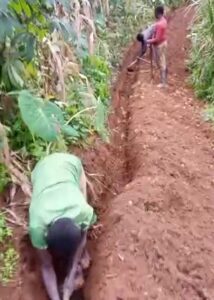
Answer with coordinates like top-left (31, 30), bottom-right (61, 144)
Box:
top-left (189, 0), bottom-right (214, 103)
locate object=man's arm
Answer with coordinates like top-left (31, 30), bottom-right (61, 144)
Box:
top-left (63, 231), bottom-right (87, 300)
top-left (37, 250), bottom-right (61, 300)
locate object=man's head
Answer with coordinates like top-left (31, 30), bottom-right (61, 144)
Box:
top-left (47, 218), bottom-right (82, 258)
top-left (155, 5), bottom-right (164, 19)
top-left (136, 32), bottom-right (144, 43)
top-left (136, 32), bottom-right (147, 56)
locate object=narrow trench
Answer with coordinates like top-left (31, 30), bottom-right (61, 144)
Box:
top-left (124, 68), bottom-right (140, 183)
top-left (18, 43), bottom-right (140, 300)
top-left (81, 45), bottom-right (140, 300)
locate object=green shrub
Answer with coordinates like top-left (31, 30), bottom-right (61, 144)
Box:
top-left (0, 164), bottom-right (10, 193)
top-left (0, 213), bottom-right (18, 285)
top-left (82, 55), bottom-right (110, 104)
top-left (189, 0), bottom-right (214, 103)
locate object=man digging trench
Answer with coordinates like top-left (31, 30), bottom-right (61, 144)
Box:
top-left (29, 153), bottom-right (96, 300)
top-left (136, 5), bottom-right (168, 87)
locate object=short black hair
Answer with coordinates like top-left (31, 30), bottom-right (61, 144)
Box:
top-left (47, 218), bottom-right (82, 257)
top-left (136, 33), bottom-right (144, 43)
top-left (155, 5), bottom-right (164, 18)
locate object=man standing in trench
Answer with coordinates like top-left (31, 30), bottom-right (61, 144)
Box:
top-left (29, 152), bottom-right (96, 300)
top-left (147, 5), bottom-right (168, 88)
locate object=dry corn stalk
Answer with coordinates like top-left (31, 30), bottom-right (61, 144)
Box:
top-left (47, 38), bottom-right (66, 101)
top-left (38, 0), bottom-right (111, 99)
top-left (40, 33), bottom-right (81, 99)
top-left (0, 122), bottom-right (31, 200)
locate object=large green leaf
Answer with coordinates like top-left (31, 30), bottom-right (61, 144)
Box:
top-left (17, 90), bottom-right (80, 142)
top-left (0, 0), bottom-right (9, 11)
top-left (2, 59), bottom-right (26, 90)
top-left (11, 32), bottom-right (36, 62)
top-left (18, 90), bottom-right (64, 141)
top-left (0, 11), bottom-right (19, 42)
top-left (61, 125), bottom-right (79, 137)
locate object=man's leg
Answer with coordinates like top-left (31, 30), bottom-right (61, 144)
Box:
top-left (158, 41), bottom-right (167, 87)
top-left (160, 69), bottom-right (167, 86)
top-left (153, 45), bottom-right (159, 68)
top-left (141, 41), bottom-right (147, 57)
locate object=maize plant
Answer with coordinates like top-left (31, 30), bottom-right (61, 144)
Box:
top-left (189, 0), bottom-right (214, 102)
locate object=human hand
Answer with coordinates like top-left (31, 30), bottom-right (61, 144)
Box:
top-left (63, 289), bottom-right (70, 300)
top-left (63, 277), bottom-right (76, 300)
top-left (62, 279), bottom-right (84, 300)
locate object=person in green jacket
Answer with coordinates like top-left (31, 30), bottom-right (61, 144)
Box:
top-left (29, 153), bottom-right (96, 300)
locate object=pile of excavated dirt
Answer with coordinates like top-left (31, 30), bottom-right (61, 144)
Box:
top-left (1, 6), bottom-right (214, 300)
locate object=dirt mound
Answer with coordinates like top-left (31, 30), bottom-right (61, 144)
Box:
top-left (84, 7), bottom-right (214, 300)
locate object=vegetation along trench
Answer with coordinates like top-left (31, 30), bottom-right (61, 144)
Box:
top-left (1, 1), bottom-right (214, 300)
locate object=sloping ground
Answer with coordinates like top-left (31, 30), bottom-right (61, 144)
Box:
top-left (85, 7), bottom-right (214, 300)
top-left (1, 6), bottom-right (214, 300)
